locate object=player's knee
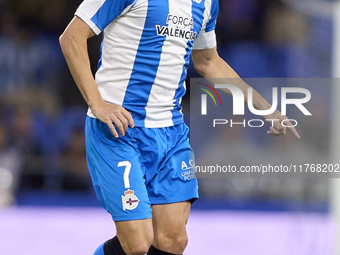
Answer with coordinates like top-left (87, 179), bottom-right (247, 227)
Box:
top-left (122, 232), bottom-right (153, 255)
top-left (129, 242), bottom-right (152, 255)
top-left (156, 232), bottom-right (188, 253)
top-left (172, 234), bottom-right (188, 252)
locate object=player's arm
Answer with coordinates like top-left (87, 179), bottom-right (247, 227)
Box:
top-left (59, 16), bottom-right (134, 138)
top-left (191, 47), bottom-right (300, 139)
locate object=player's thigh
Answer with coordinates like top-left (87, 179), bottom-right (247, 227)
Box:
top-left (151, 201), bottom-right (191, 251)
top-left (147, 124), bottom-right (198, 205)
top-left (85, 117), bottom-right (152, 221)
top-left (115, 218), bottom-right (154, 254)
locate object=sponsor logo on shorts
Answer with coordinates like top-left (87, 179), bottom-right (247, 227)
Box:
top-left (122, 189), bottom-right (140, 211)
top-left (181, 160), bottom-right (196, 181)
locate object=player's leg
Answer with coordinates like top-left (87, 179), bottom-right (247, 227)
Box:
top-left (85, 117), bottom-right (153, 255)
top-left (144, 123), bottom-right (198, 255)
top-left (148, 201), bottom-right (191, 255)
top-left (114, 219), bottom-right (153, 255)
top-left (93, 219), bottom-right (153, 255)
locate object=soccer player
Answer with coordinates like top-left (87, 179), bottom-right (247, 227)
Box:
top-left (59, 0), bottom-right (300, 254)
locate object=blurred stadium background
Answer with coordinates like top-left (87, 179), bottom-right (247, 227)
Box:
top-left (0, 0), bottom-right (339, 254)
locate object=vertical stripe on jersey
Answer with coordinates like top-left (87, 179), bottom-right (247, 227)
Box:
top-left (171, 0), bottom-right (206, 125)
top-left (97, 33), bottom-right (104, 70)
top-left (205, 0), bottom-right (218, 32)
top-left (95, 0), bottom-right (149, 109)
top-left (144, 0), bottom-right (193, 127)
top-left (202, 0), bottom-right (213, 32)
top-left (122, 0), bottom-right (169, 127)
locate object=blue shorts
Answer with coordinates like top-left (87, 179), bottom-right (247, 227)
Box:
top-left (85, 117), bottom-right (198, 221)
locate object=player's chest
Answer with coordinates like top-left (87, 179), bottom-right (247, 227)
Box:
top-left (131, 0), bottom-right (206, 36)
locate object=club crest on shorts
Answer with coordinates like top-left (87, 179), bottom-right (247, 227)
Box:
top-left (122, 189), bottom-right (139, 211)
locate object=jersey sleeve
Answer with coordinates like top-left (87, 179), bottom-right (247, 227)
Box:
top-left (75, 0), bottom-right (136, 35)
top-left (192, 0), bottom-right (219, 50)
top-left (192, 30), bottom-right (216, 50)
top-left (205, 0), bottom-right (219, 33)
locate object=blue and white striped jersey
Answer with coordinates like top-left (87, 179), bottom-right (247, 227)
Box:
top-left (76, 0), bottom-right (219, 128)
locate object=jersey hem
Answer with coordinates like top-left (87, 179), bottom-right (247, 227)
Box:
top-left (135, 119), bottom-right (184, 128)
top-left (87, 110), bottom-right (184, 128)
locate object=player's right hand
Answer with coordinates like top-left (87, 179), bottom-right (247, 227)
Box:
top-left (264, 110), bottom-right (300, 139)
top-left (91, 101), bottom-right (134, 138)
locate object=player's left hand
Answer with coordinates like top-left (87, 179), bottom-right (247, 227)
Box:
top-left (263, 110), bottom-right (301, 139)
